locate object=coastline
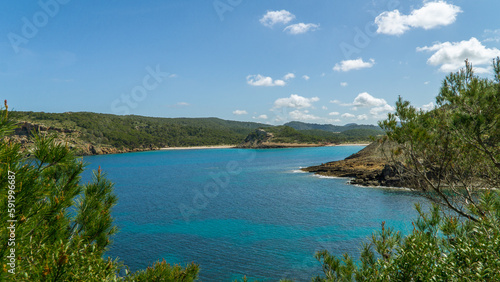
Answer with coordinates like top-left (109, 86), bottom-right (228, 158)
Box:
top-left (160, 145), bottom-right (236, 150)
top-left (326, 143), bottom-right (370, 147)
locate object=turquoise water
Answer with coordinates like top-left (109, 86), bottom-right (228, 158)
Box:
top-left (82, 146), bottom-right (425, 281)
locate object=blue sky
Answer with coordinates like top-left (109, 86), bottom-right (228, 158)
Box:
top-left (2, 0), bottom-right (500, 125)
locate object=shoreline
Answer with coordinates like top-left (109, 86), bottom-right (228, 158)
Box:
top-left (326, 143), bottom-right (370, 147)
top-left (160, 143), bottom-right (369, 150)
top-left (160, 145), bottom-right (236, 150)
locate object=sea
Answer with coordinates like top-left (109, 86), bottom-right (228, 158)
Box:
top-left (81, 146), bottom-right (426, 281)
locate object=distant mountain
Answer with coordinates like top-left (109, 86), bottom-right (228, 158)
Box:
top-left (284, 121), bottom-right (383, 133)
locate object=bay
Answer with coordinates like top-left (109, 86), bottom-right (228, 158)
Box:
top-left (81, 146), bottom-right (425, 281)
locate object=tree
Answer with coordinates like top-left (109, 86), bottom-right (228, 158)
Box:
top-left (379, 58), bottom-right (500, 221)
top-left (0, 102), bottom-right (199, 281)
top-left (313, 59), bottom-right (500, 281)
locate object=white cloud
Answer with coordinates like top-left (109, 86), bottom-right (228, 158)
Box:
top-left (375, 1), bottom-right (462, 35)
top-left (247, 74), bottom-right (287, 87)
top-left (253, 114), bottom-right (268, 120)
top-left (417, 37), bottom-right (500, 73)
top-left (370, 104), bottom-right (395, 115)
top-left (341, 113), bottom-right (355, 118)
top-left (284, 23), bottom-right (320, 34)
top-left (233, 110), bottom-right (248, 115)
top-left (424, 81), bottom-right (430, 85)
top-left (273, 94), bottom-right (319, 109)
top-left (289, 110), bottom-right (321, 121)
top-left (330, 99), bottom-right (341, 104)
top-left (340, 82), bottom-right (348, 87)
top-left (167, 102), bottom-right (190, 108)
top-left (329, 112), bottom-right (340, 116)
top-left (484, 29), bottom-right (500, 43)
top-left (420, 102), bottom-right (435, 112)
top-left (333, 58), bottom-right (375, 72)
top-left (357, 114), bottom-right (369, 121)
top-left (169, 74), bottom-right (178, 78)
top-left (302, 75), bottom-right (310, 81)
top-left (260, 10), bottom-right (295, 27)
top-left (283, 73), bottom-right (295, 80)
top-left (353, 92), bottom-right (388, 107)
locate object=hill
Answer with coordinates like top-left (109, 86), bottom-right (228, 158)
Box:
top-left (8, 111), bottom-right (384, 155)
top-left (284, 121), bottom-right (383, 133)
top-left (237, 126), bottom-right (378, 148)
top-left (9, 111), bottom-right (269, 155)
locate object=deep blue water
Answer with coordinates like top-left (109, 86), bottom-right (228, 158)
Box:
top-left (81, 146), bottom-right (425, 281)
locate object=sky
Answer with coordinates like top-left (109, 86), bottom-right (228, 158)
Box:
top-left (1, 0), bottom-right (500, 125)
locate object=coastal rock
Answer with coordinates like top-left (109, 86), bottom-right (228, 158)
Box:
top-left (302, 140), bottom-right (407, 187)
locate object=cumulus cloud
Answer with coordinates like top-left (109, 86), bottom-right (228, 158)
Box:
top-left (247, 74), bottom-right (286, 86)
top-left (329, 112), bottom-right (340, 116)
top-left (283, 73), bottom-right (295, 80)
top-left (341, 113), bottom-right (355, 118)
top-left (420, 102), bottom-right (435, 112)
top-left (333, 58), bottom-right (375, 72)
top-left (357, 114), bottom-right (368, 121)
top-left (302, 75), bottom-right (310, 80)
top-left (353, 92), bottom-right (387, 107)
top-left (417, 37), bottom-right (500, 73)
top-left (253, 114), bottom-right (268, 120)
top-left (233, 110), bottom-right (248, 115)
top-left (330, 99), bottom-right (341, 104)
top-left (370, 104), bottom-right (395, 115)
top-left (340, 82), bottom-right (348, 87)
top-left (289, 110), bottom-right (320, 121)
top-left (284, 23), bottom-right (320, 34)
top-left (260, 10), bottom-right (295, 27)
top-left (375, 1), bottom-right (462, 35)
top-left (273, 94), bottom-right (319, 109)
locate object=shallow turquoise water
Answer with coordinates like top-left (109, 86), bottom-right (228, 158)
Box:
top-left (82, 146), bottom-right (425, 281)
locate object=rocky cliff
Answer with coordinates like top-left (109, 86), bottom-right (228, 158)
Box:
top-left (301, 140), bottom-right (406, 187)
top-left (6, 121), bottom-right (158, 156)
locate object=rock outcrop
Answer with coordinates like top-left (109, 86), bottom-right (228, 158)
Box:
top-left (236, 128), bottom-right (326, 149)
top-left (6, 121), bottom-right (158, 156)
top-left (301, 141), bottom-right (406, 187)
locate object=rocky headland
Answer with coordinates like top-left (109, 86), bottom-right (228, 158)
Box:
top-left (301, 140), bottom-right (406, 187)
top-left (236, 128), bottom-right (331, 149)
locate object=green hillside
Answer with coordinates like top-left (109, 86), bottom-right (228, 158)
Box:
top-left (284, 121), bottom-right (384, 133)
top-left (10, 111), bottom-right (269, 149)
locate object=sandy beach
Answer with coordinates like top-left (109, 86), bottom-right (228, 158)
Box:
top-left (327, 143), bottom-right (370, 146)
top-left (160, 145), bottom-right (236, 150)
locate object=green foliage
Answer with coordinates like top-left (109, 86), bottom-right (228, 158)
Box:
top-left (9, 112), bottom-right (269, 150)
top-left (379, 59), bottom-right (500, 220)
top-left (315, 192), bottom-right (500, 281)
top-left (284, 121), bottom-right (383, 133)
top-left (252, 126), bottom-right (378, 144)
top-left (314, 59), bottom-right (500, 281)
top-left (0, 105), bottom-right (199, 280)
top-left (125, 260), bottom-right (199, 282)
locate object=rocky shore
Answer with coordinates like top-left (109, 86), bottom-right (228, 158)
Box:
top-left (301, 141), bottom-right (405, 187)
top-left (7, 121), bottom-right (159, 156)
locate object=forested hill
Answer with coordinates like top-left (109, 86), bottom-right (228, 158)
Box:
top-left (9, 111), bottom-right (381, 155)
top-left (284, 121), bottom-right (383, 133)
